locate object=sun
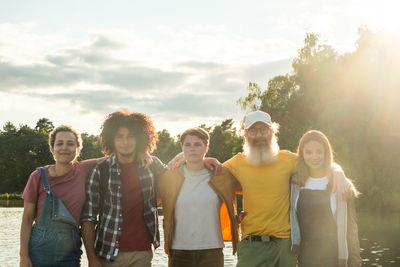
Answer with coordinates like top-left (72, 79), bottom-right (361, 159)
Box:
top-left (368, 0), bottom-right (400, 32)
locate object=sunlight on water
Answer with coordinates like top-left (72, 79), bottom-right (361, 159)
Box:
top-left (0, 208), bottom-right (237, 267)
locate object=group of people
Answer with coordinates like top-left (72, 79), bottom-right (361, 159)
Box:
top-left (20, 110), bottom-right (361, 267)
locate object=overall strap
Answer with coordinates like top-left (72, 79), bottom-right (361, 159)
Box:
top-left (37, 167), bottom-right (50, 193)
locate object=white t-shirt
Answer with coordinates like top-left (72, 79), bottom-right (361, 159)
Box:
top-left (296, 176), bottom-right (337, 215)
top-left (171, 165), bottom-right (224, 250)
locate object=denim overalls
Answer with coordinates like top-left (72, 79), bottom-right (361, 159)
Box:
top-left (29, 167), bottom-right (82, 267)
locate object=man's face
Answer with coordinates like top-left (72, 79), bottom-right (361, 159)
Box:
top-left (113, 126), bottom-right (136, 159)
top-left (245, 121), bottom-right (272, 148)
top-left (182, 134), bottom-right (208, 164)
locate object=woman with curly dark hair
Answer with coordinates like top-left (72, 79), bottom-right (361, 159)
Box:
top-left (81, 111), bottom-right (167, 267)
top-left (20, 125), bottom-right (98, 267)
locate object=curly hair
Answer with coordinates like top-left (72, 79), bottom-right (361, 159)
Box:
top-left (49, 125), bottom-right (83, 152)
top-left (100, 111), bottom-right (158, 156)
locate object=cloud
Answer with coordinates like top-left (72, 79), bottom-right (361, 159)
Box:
top-left (175, 61), bottom-right (224, 70)
top-left (240, 59), bottom-right (293, 85)
top-left (0, 61), bottom-right (92, 90)
top-left (0, 23), bottom-right (296, 136)
top-left (99, 67), bottom-right (189, 91)
top-left (23, 58), bottom-right (289, 123)
top-left (91, 35), bottom-right (124, 50)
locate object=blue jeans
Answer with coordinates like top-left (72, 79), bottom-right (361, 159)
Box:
top-left (29, 168), bottom-right (82, 267)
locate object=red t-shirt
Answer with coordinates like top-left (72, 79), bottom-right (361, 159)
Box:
top-left (22, 159), bottom-right (97, 225)
top-left (118, 162), bottom-right (152, 251)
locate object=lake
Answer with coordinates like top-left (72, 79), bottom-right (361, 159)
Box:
top-left (0, 207), bottom-right (236, 267)
top-left (1, 207), bottom-right (399, 266)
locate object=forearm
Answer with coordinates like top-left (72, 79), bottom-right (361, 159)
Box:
top-left (81, 221), bottom-right (98, 260)
top-left (20, 201), bottom-right (35, 265)
top-left (20, 210), bottom-right (35, 267)
top-left (347, 198), bottom-right (361, 266)
top-left (19, 219), bottom-right (32, 258)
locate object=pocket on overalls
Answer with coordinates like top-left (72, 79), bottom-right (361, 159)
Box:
top-left (55, 228), bottom-right (75, 252)
top-left (53, 227), bottom-right (82, 265)
top-left (29, 226), bottom-right (45, 248)
top-left (29, 226), bottom-right (58, 264)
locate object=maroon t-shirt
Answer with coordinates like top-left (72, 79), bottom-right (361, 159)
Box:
top-left (22, 159), bottom-right (97, 225)
top-left (118, 162), bottom-right (152, 251)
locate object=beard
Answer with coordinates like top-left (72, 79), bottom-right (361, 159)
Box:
top-left (243, 135), bottom-right (279, 165)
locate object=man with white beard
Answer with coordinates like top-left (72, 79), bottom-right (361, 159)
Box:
top-left (223, 110), bottom-right (346, 267)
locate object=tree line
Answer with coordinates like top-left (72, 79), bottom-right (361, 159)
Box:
top-left (1, 28), bottom-right (399, 212)
top-left (0, 118), bottom-right (242, 195)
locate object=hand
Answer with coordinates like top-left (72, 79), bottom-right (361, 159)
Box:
top-left (20, 255), bottom-right (32, 267)
top-left (137, 152), bottom-right (153, 169)
top-left (237, 211), bottom-right (248, 224)
top-left (167, 152), bottom-right (185, 169)
top-left (88, 256), bottom-right (102, 267)
top-left (203, 157), bottom-right (222, 175)
top-left (338, 259), bottom-right (347, 267)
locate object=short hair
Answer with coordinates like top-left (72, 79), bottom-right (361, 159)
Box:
top-left (100, 111), bottom-right (158, 156)
top-left (180, 127), bottom-right (210, 146)
top-left (48, 125), bottom-right (83, 152)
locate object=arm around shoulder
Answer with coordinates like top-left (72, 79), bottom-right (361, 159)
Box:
top-left (213, 166), bottom-right (242, 194)
top-left (150, 156), bottom-right (168, 177)
top-left (80, 166), bottom-right (101, 223)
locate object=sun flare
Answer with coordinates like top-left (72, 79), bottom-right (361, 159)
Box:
top-left (368, 0), bottom-right (400, 32)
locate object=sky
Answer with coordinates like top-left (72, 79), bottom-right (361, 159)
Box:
top-left (1, 0), bottom-right (399, 137)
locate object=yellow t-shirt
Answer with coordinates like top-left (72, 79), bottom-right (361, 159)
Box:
top-left (223, 150), bottom-right (297, 238)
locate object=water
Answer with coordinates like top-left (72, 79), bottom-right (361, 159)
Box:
top-left (0, 208), bottom-right (237, 267)
top-left (358, 211), bottom-right (400, 266)
top-left (1, 208), bottom-right (399, 267)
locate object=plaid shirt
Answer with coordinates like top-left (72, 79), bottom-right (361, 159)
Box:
top-left (81, 155), bottom-right (167, 261)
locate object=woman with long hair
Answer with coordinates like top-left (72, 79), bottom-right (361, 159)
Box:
top-left (291, 130), bottom-right (361, 267)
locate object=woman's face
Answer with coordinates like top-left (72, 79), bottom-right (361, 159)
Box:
top-left (182, 135), bottom-right (208, 164)
top-left (51, 131), bottom-right (79, 164)
top-left (302, 140), bottom-right (325, 172)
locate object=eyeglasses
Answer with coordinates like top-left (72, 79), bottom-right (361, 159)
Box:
top-left (247, 127), bottom-right (270, 137)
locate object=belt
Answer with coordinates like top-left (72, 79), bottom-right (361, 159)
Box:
top-left (243, 235), bottom-right (280, 242)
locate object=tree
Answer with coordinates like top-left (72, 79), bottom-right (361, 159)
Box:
top-left (238, 30), bottom-right (400, 210)
top-left (79, 133), bottom-right (103, 160)
top-left (153, 129), bottom-right (181, 164)
top-left (208, 119), bottom-right (243, 163)
top-left (34, 118), bottom-right (54, 134)
top-left (0, 122), bottom-right (53, 193)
